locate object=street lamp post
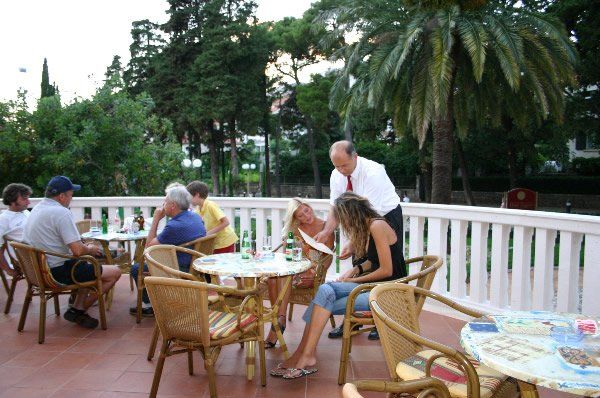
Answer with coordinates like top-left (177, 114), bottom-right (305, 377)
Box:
top-left (242, 163), bottom-right (256, 197)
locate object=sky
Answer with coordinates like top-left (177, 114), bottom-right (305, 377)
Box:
top-left (0, 0), bottom-right (320, 105)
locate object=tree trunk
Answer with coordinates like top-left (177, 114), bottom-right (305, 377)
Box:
top-left (455, 135), bottom-right (476, 206)
top-left (305, 117), bottom-right (322, 198)
top-left (208, 122), bottom-right (220, 195)
top-left (275, 117), bottom-right (282, 197)
top-left (263, 111), bottom-right (271, 197)
top-left (431, 108), bottom-right (454, 204)
top-left (344, 118), bottom-right (353, 142)
top-left (229, 118), bottom-right (239, 183)
top-left (507, 138), bottom-right (518, 189)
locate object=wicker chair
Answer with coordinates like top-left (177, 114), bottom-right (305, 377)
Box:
top-left (369, 283), bottom-right (519, 398)
top-left (287, 250), bottom-right (336, 328)
top-left (338, 255), bottom-right (443, 385)
top-left (76, 219), bottom-right (134, 291)
top-left (145, 276), bottom-right (266, 398)
top-left (2, 239), bottom-right (25, 313)
top-left (144, 244), bottom-right (221, 360)
top-left (342, 379), bottom-right (451, 398)
top-left (9, 241), bottom-right (108, 343)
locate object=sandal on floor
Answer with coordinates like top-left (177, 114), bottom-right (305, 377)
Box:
top-left (269, 363), bottom-right (288, 377)
top-left (282, 367), bottom-right (318, 379)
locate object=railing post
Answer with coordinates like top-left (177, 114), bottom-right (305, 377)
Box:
top-left (408, 216), bottom-right (425, 276)
top-left (469, 222), bottom-right (489, 305)
top-left (426, 218), bottom-right (449, 293)
top-left (449, 219), bottom-right (468, 299)
top-left (582, 234), bottom-right (600, 316)
top-left (490, 224), bottom-right (510, 309)
top-left (532, 228), bottom-right (556, 311)
top-left (511, 226), bottom-right (533, 310)
top-left (557, 231), bottom-right (583, 313)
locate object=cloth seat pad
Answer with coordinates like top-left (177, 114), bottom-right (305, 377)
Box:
top-left (396, 349), bottom-right (508, 398)
top-left (208, 310), bottom-right (257, 339)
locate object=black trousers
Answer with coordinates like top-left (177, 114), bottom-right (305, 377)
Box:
top-left (384, 204), bottom-right (404, 247)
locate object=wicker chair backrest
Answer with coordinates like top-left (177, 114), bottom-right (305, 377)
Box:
top-left (145, 276), bottom-right (210, 346)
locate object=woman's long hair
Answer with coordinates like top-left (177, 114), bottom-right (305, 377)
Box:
top-left (333, 192), bottom-right (381, 258)
top-left (281, 197), bottom-right (314, 240)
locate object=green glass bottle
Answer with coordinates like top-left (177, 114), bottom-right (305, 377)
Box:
top-left (241, 230), bottom-right (251, 259)
top-left (285, 231), bottom-right (294, 261)
top-left (101, 213), bottom-right (108, 234)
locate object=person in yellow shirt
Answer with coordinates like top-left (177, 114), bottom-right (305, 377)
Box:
top-left (186, 181), bottom-right (238, 253)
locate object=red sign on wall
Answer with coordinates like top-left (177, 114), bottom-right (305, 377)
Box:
top-left (506, 188), bottom-right (538, 210)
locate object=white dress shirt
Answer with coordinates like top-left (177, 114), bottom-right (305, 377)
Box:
top-left (329, 156), bottom-right (400, 215)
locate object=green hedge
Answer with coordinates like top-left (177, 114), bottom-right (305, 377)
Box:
top-left (452, 176), bottom-right (600, 194)
top-left (572, 157), bottom-right (600, 176)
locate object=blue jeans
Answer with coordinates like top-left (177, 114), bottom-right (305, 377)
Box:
top-left (302, 282), bottom-right (370, 323)
top-left (131, 262), bottom-right (191, 304)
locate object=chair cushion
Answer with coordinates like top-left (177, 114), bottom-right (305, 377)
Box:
top-left (351, 310), bottom-right (372, 318)
top-left (396, 349), bottom-right (507, 398)
top-left (208, 310), bottom-right (258, 340)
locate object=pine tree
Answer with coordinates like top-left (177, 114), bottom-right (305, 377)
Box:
top-left (40, 58), bottom-right (56, 98)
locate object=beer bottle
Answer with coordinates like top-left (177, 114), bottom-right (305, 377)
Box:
top-left (241, 230), bottom-right (251, 259)
top-left (101, 213), bottom-right (108, 234)
top-left (285, 231), bottom-right (294, 261)
top-left (138, 211), bottom-right (145, 231)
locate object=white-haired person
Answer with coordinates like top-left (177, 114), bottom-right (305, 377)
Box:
top-left (129, 185), bottom-right (206, 316)
top-left (264, 198), bottom-right (334, 347)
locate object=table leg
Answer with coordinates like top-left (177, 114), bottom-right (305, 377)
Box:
top-left (134, 239), bottom-right (146, 324)
top-left (243, 277), bottom-right (257, 381)
top-left (517, 381), bottom-right (539, 397)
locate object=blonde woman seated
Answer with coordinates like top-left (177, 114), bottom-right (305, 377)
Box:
top-left (270, 192), bottom-right (406, 378)
top-left (265, 198), bottom-right (335, 348)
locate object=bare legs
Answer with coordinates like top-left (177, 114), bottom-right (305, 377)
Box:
top-left (73, 265), bottom-right (122, 311)
top-left (280, 303), bottom-right (332, 370)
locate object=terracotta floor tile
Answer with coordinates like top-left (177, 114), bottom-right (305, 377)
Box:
top-left (28, 336), bottom-right (79, 352)
top-left (3, 349), bottom-right (61, 368)
top-left (105, 339), bottom-right (149, 355)
top-left (61, 369), bottom-right (123, 391)
top-left (153, 372), bottom-right (209, 396)
top-left (84, 353), bottom-right (139, 371)
top-left (14, 368), bottom-right (78, 389)
top-left (43, 352), bottom-right (95, 370)
top-left (106, 371), bottom-right (156, 394)
top-left (0, 386), bottom-right (58, 398)
top-left (49, 389), bottom-right (104, 398)
top-left (0, 366), bottom-right (37, 388)
top-left (306, 377), bottom-right (345, 398)
top-left (66, 338), bottom-right (117, 354)
top-left (256, 374), bottom-right (306, 397)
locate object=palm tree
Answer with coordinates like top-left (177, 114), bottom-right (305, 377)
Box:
top-left (330, 0), bottom-right (577, 203)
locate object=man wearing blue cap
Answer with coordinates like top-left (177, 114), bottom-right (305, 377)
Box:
top-left (24, 176), bottom-right (122, 329)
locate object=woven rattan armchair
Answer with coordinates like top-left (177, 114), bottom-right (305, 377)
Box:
top-left (338, 255), bottom-right (443, 385)
top-left (287, 250), bottom-right (336, 328)
top-left (144, 244), bottom-right (221, 360)
top-left (369, 283), bottom-right (519, 398)
top-left (2, 239), bottom-right (25, 313)
top-left (145, 276), bottom-right (266, 398)
top-left (343, 379), bottom-right (451, 398)
top-left (9, 241), bottom-right (107, 343)
top-left (76, 219), bottom-right (134, 291)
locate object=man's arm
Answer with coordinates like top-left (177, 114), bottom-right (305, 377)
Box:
top-left (68, 240), bottom-right (103, 257)
top-left (145, 207), bottom-right (165, 248)
top-left (314, 205), bottom-right (337, 243)
top-left (207, 217), bottom-right (229, 236)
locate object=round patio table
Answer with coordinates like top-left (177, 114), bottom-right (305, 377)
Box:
top-left (460, 311), bottom-right (600, 397)
top-left (193, 252), bottom-right (311, 380)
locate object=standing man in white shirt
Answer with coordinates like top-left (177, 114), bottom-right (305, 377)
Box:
top-left (315, 140), bottom-right (405, 340)
top-left (0, 183), bottom-right (32, 276)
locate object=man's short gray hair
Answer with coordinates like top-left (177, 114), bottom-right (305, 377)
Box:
top-left (165, 186), bottom-right (192, 210)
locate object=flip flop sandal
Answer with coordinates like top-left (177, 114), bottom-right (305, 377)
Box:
top-left (282, 367), bottom-right (318, 379)
top-left (269, 363), bottom-right (288, 377)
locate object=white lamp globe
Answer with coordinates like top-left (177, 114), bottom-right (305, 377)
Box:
top-left (182, 158), bottom-right (192, 168)
top-left (192, 159), bottom-right (202, 168)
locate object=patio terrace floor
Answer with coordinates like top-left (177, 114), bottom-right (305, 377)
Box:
top-left (0, 277), bottom-right (577, 398)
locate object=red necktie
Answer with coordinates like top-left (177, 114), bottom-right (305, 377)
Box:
top-left (346, 175), bottom-right (353, 191)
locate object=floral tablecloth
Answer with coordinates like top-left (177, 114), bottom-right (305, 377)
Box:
top-left (192, 252), bottom-right (311, 278)
top-left (460, 310), bottom-right (600, 396)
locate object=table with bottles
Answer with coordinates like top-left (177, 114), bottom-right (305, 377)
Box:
top-left (192, 251), bottom-right (311, 380)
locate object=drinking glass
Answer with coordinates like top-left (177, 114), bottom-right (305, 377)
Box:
top-left (262, 236), bottom-right (272, 252)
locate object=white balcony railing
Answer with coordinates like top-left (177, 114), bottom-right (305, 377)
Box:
top-left (4, 196), bottom-right (600, 317)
